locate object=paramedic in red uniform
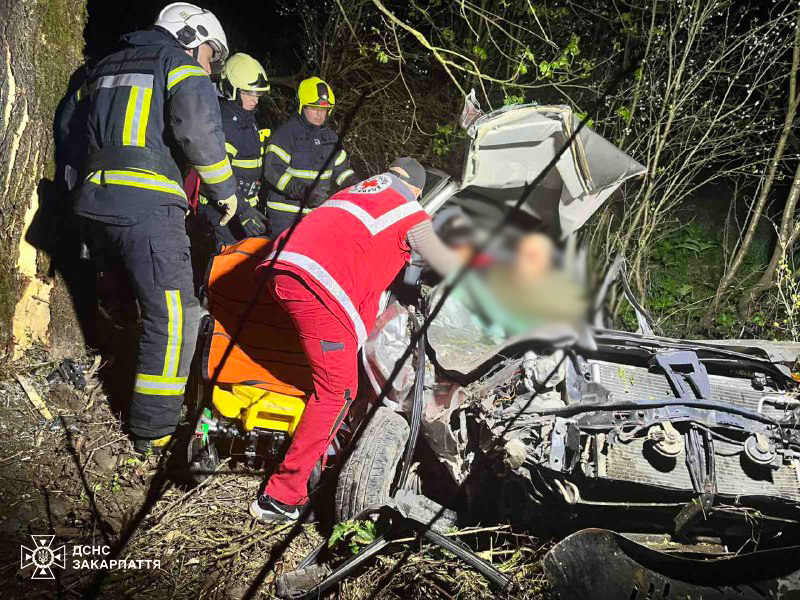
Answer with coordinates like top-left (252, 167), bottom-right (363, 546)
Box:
top-left (250, 157), bottom-right (461, 522)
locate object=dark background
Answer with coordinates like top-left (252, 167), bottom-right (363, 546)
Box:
top-left (84, 1), bottom-right (303, 72)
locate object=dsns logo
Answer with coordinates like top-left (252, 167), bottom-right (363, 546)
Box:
top-left (20, 535), bottom-right (66, 579)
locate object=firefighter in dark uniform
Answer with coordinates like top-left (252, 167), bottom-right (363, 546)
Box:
top-left (198, 52), bottom-right (270, 247)
top-left (263, 77), bottom-right (357, 236)
top-left (61, 3), bottom-right (245, 454)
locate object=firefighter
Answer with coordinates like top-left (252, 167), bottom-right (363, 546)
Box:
top-left (63, 3), bottom-right (245, 455)
top-left (198, 52), bottom-right (270, 247)
top-left (250, 158), bottom-right (462, 522)
top-left (262, 76), bottom-right (357, 236)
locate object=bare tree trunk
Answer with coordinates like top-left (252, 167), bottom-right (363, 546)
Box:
top-left (703, 5), bottom-right (800, 326)
top-left (0, 0), bottom-right (87, 359)
top-left (739, 159), bottom-right (800, 315)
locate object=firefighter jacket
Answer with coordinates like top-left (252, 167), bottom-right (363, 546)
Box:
top-left (200, 98), bottom-right (268, 210)
top-left (262, 112), bottom-right (356, 215)
top-left (66, 28), bottom-right (236, 225)
top-left (261, 173), bottom-right (430, 347)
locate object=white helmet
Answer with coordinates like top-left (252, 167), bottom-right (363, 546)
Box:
top-left (155, 3), bottom-right (229, 66)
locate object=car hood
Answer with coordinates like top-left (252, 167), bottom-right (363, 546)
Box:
top-left (458, 101), bottom-right (646, 237)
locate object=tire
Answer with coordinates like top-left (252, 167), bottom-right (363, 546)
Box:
top-left (335, 407), bottom-right (409, 522)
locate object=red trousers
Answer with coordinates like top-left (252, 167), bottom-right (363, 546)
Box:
top-left (265, 272), bottom-right (358, 505)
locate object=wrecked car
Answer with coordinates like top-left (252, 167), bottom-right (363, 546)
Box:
top-left (336, 99), bottom-right (800, 560)
top-left (192, 97), bottom-right (800, 567)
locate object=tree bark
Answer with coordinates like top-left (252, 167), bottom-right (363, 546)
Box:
top-left (739, 158), bottom-right (800, 315)
top-left (0, 0), bottom-right (87, 359)
top-left (704, 5), bottom-right (800, 327)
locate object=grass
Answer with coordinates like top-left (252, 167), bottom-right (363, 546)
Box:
top-left (620, 217), bottom-right (784, 340)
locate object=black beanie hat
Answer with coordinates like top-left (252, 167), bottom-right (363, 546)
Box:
top-left (389, 157), bottom-right (426, 190)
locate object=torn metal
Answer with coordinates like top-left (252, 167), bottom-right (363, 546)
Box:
top-left (365, 302), bottom-right (800, 549)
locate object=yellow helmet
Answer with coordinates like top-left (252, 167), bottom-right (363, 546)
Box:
top-left (297, 76), bottom-right (335, 114)
top-left (220, 53), bottom-right (269, 101)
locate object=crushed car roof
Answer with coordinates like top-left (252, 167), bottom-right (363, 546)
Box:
top-left (459, 100), bottom-right (646, 237)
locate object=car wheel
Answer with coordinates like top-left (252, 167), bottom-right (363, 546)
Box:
top-left (335, 407), bottom-right (409, 522)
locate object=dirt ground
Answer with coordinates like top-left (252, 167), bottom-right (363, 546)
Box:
top-left (0, 351), bottom-right (554, 599)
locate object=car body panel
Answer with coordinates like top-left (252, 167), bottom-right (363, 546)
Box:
top-left (422, 102), bottom-right (646, 237)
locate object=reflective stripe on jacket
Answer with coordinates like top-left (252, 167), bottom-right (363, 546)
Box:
top-left (68, 28), bottom-right (236, 224)
top-left (219, 98), bottom-right (266, 206)
top-left (262, 113), bottom-right (355, 213)
top-left (261, 173), bottom-right (429, 346)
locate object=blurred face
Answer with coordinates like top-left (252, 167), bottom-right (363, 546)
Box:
top-left (240, 91), bottom-right (260, 111)
top-left (303, 106), bottom-right (329, 126)
top-left (513, 234), bottom-right (554, 282)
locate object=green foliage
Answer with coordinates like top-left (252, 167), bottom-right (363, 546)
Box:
top-left (620, 12), bottom-right (638, 36)
top-left (111, 472), bottom-right (121, 494)
top-left (575, 111), bottom-right (595, 128)
top-left (503, 94), bottom-right (526, 106)
top-left (538, 34), bottom-right (581, 79)
top-left (371, 43), bottom-right (389, 64)
top-left (472, 45), bottom-right (488, 61)
top-left (516, 48), bottom-right (537, 77)
top-left (648, 224), bottom-right (718, 319)
top-left (431, 123), bottom-right (467, 157)
top-left (772, 257), bottom-right (800, 341)
top-left (616, 107), bottom-right (632, 122)
top-left (630, 220), bottom-right (783, 339)
top-left (329, 520), bottom-right (377, 554)
top-left (432, 124), bottom-right (453, 156)
top-left (529, 3), bottom-right (570, 19)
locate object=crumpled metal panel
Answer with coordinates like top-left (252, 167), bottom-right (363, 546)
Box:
top-left (460, 104), bottom-right (646, 237)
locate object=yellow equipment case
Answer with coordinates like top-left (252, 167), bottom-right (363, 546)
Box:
top-left (187, 237), bottom-right (313, 480)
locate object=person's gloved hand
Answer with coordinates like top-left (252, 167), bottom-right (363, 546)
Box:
top-left (217, 194), bottom-right (238, 226)
top-left (305, 183), bottom-right (330, 207)
top-left (286, 180), bottom-right (329, 208)
top-left (237, 205), bottom-right (269, 237)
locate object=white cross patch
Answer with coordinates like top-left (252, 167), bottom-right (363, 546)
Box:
top-left (349, 174), bottom-right (392, 194)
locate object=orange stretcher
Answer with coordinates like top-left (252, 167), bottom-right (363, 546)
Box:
top-left (200, 236), bottom-right (312, 435)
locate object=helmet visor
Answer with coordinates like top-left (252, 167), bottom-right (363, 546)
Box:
top-left (207, 40), bottom-right (228, 74)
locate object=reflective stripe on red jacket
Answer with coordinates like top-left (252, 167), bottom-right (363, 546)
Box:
top-left (261, 172), bottom-right (429, 346)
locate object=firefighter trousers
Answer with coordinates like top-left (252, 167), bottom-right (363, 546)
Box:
top-left (265, 272), bottom-right (358, 506)
top-left (85, 206), bottom-right (200, 439)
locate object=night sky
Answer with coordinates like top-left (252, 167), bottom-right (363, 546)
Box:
top-left (84, 1), bottom-right (304, 73)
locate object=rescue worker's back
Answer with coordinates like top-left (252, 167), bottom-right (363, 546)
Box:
top-left (75, 28), bottom-right (236, 223)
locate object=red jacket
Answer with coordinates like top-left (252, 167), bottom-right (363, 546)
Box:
top-left (261, 172), bottom-right (430, 346)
